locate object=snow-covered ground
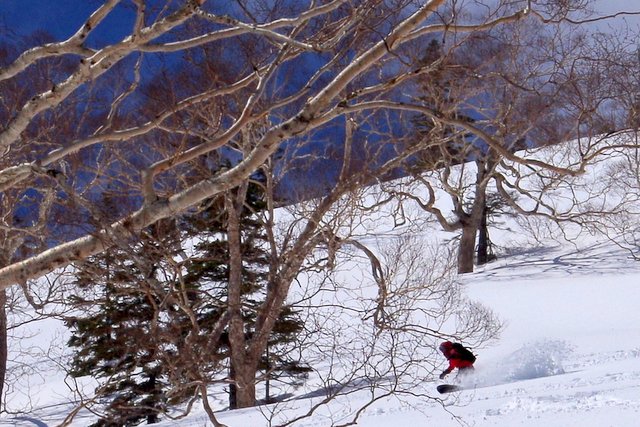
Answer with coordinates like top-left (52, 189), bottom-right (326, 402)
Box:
top-left (7, 231), bottom-right (640, 426)
top-left (4, 139), bottom-right (640, 426)
top-left (190, 244), bottom-right (640, 427)
top-left (164, 241), bottom-right (639, 427)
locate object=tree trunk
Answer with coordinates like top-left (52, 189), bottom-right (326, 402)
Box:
top-left (476, 201), bottom-right (489, 265)
top-left (228, 364), bottom-right (237, 409)
top-left (228, 359), bottom-right (257, 409)
top-left (225, 190), bottom-right (258, 409)
top-left (459, 156), bottom-right (494, 273)
top-left (232, 363), bottom-right (257, 409)
top-left (0, 290), bottom-right (6, 409)
top-left (265, 346), bottom-right (271, 404)
top-left (146, 373), bottom-right (158, 424)
top-left (458, 224), bottom-right (476, 274)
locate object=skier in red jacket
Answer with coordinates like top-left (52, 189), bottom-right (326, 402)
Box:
top-left (439, 341), bottom-right (476, 379)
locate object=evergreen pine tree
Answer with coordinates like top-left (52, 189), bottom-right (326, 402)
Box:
top-left (67, 243), bottom-right (171, 426)
top-left (67, 176), bottom-right (309, 422)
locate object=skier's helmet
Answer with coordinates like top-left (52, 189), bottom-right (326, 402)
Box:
top-left (439, 341), bottom-right (453, 353)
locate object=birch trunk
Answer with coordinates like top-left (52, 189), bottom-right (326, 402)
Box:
top-left (0, 290), bottom-right (6, 408)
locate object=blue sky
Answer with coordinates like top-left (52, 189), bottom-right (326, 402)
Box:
top-left (593, 0), bottom-right (640, 16)
top-left (2, 1), bottom-right (638, 44)
top-left (1, 1), bottom-right (99, 38)
top-left (0, 0), bottom-right (135, 47)
top-left (590, 0), bottom-right (640, 30)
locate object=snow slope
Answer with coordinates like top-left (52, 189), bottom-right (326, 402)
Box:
top-left (4, 138), bottom-right (640, 426)
top-left (164, 242), bottom-right (640, 427)
top-left (10, 236), bottom-right (638, 427)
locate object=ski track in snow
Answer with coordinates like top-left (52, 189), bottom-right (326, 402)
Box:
top-left (212, 345), bottom-right (640, 427)
top-left (356, 349), bottom-right (640, 426)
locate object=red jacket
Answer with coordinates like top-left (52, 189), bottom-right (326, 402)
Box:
top-left (440, 341), bottom-right (475, 372)
top-left (445, 356), bottom-right (474, 371)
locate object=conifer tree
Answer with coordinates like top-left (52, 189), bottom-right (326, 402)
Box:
top-left (66, 187), bottom-right (186, 426)
top-left (67, 240), bottom-right (173, 426)
top-left (67, 176), bottom-right (308, 422)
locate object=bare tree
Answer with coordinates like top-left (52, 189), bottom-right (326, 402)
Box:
top-left (372, 8), bottom-right (640, 273)
top-left (542, 134), bottom-right (640, 259)
top-left (1, 0), bottom-right (639, 423)
top-left (260, 228), bottom-right (501, 427)
top-left (54, 106), bottom-right (499, 424)
top-left (0, 0), bottom-right (616, 287)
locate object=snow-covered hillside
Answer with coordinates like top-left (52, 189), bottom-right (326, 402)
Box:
top-left (147, 241), bottom-right (639, 427)
top-left (143, 241), bottom-right (640, 427)
top-left (4, 138), bottom-right (640, 426)
top-left (10, 240), bottom-right (640, 427)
